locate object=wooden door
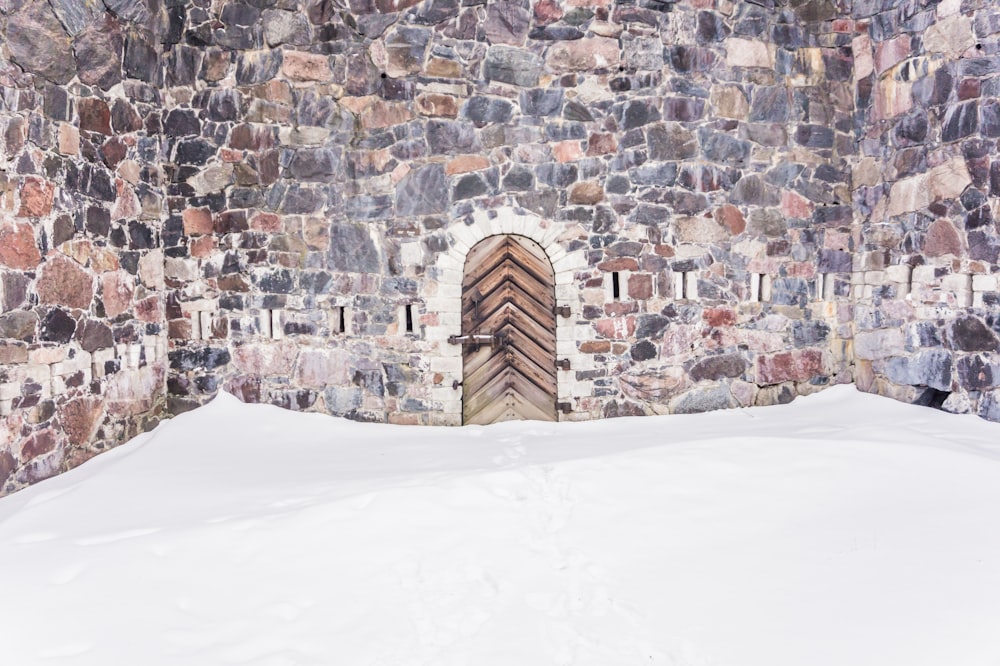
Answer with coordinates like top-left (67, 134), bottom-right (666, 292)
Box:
top-left (460, 235), bottom-right (557, 425)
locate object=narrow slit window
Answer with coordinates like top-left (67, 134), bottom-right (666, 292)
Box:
top-left (611, 272), bottom-right (621, 300)
top-left (332, 305), bottom-right (347, 334)
top-left (200, 311), bottom-right (213, 340)
top-left (404, 304), bottom-right (414, 334)
top-left (270, 309), bottom-right (283, 340)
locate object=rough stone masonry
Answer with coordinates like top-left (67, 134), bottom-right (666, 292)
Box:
top-left (0, 0), bottom-right (998, 495)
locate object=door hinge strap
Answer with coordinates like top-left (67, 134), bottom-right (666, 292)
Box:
top-left (448, 331), bottom-right (508, 347)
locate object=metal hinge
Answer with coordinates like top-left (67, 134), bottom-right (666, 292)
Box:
top-left (556, 358), bottom-right (570, 371)
top-left (555, 305), bottom-right (572, 318)
top-left (557, 401), bottom-right (573, 414)
top-left (448, 331), bottom-right (508, 348)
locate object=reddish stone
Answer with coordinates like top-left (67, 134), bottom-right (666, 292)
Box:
top-left (569, 181), bottom-right (604, 205)
top-left (831, 18), bottom-right (855, 32)
top-left (190, 235), bottom-right (215, 258)
top-left (598, 257), bottom-right (639, 271)
top-left (78, 98), bottom-right (112, 134)
top-left (534, 0), bottom-right (563, 23)
top-left (780, 191), bottom-right (814, 219)
top-left (703, 308), bottom-right (735, 327)
top-left (224, 375), bottom-right (261, 403)
top-left (605, 301), bottom-right (638, 316)
top-left (295, 348), bottom-right (351, 388)
top-left (552, 140), bottom-right (583, 163)
top-left (416, 94), bottom-right (459, 118)
top-left (135, 295), bottom-right (161, 323)
top-left (60, 397), bottom-right (103, 447)
top-left (233, 340), bottom-right (298, 376)
top-left (101, 271), bottom-right (134, 317)
top-left (579, 340), bottom-right (612, 354)
top-left (445, 155), bottom-right (489, 175)
top-left (217, 274), bottom-right (250, 292)
top-left (250, 211), bottom-right (282, 232)
top-left (183, 207), bottom-right (214, 235)
top-left (874, 34), bottom-right (910, 74)
top-left (361, 100), bottom-right (413, 130)
top-left (714, 204), bottom-right (745, 235)
top-left (756, 349), bottom-right (824, 385)
top-left (101, 137), bottom-right (127, 167)
top-left (20, 428), bottom-right (57, 462)
top-left (425, 58), bottom-right (462, 78)
top-left (587, 133), bottom-right (617, 156)
top-left (281, 51), bottom-right (332, 81)
top-left (547, 37), bottom-right (620, 72)
top-left (594, 316), bottom-right (636, 340)
top-left (37, 255), bottom-right (94, 309)
top-left (0, 221), bottom-right (41, 269)
top-left (0, 450), bottom-right (14, 485)
top-left (628, 273), bottom-right (652, 300)
top-left (654, 244), bottom-right (676, 257)
top-left (958, 78), bottom-right (981, 100)
top-left (17, 177), bottom-right (55, 218)
top-left (168, 318), bottom-right (191, 340)
top-left (924, 218), bottom-right (963, 257)
top-left (229, 124), bottom-right (275, 150)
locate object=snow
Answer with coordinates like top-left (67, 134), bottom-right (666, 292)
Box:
top-left (2, 385), bottom-right (1000, 666)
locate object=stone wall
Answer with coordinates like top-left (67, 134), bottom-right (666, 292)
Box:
top-left (161, 0), bottom-right (857, 426)
top-left (851, 0), bottom-right (1000, 418)
top-left (4, 0), bottom-right (998, 496)
top-left (0, 0), bottom-right (170, 493)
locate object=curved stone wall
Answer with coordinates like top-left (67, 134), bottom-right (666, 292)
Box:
top-left (1, 0), bottom-right (998, 494)
top-left (0, 0), bottom-right (170, 494)
top-left (851, 0), bottom-right (1000, 419)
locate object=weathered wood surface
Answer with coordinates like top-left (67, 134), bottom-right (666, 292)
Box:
top-left (461, 235), bottom-right (557, 425)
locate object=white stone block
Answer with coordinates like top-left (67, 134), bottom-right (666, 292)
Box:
top-left (435, 253), bottom-right (463, 272)
top-left (52, 350), bottom-right (91, 376)
top-left (511, 215), bottom-right (528, 235)
top-left (941, 273), bottom-right (972, 292)
top-left (430, 356), bottom-right (462, 373)
top-left (555, 270), bottom-right (577, 286)
top-left (972, 274), bottom-right (998, 292)
top-left (885, 264), bottom-right (912, 284)
top-left (499, 214), bottom-right (515, 234)
top-left (555, 284), bottom-right (578, 301)
top-left (557, 339), bottom-right (578, 355)
top-left (424, 327), bottom-right (456, 342)
top-left (864, 270), bottom-right (885, 285)
top-left (911, 265), bottom-right (937, 286)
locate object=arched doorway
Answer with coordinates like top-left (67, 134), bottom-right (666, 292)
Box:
top-left (456, 234), bottom-right (557, 425)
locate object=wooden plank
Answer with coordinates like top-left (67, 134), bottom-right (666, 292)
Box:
top-left (463, 236), bottom-right (552, 289)
top-left (464, 263), bottom-right (555, 315)
top-left (462, 234), bottom-right (557, 425)
top-left (466, 280), bottom-right (555, 330)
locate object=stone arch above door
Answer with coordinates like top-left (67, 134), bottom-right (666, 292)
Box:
top-left (425, 208), bottom-right (589, 425)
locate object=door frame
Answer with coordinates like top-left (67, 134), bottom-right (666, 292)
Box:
top-left (425, 208), bottom-right (588, 425)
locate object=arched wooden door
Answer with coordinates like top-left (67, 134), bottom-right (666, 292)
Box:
top-left (457, 235), bottom-right (557, 425)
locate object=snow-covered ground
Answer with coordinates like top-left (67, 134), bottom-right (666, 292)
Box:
top-left (2, 385), bottom-right (999, 666)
